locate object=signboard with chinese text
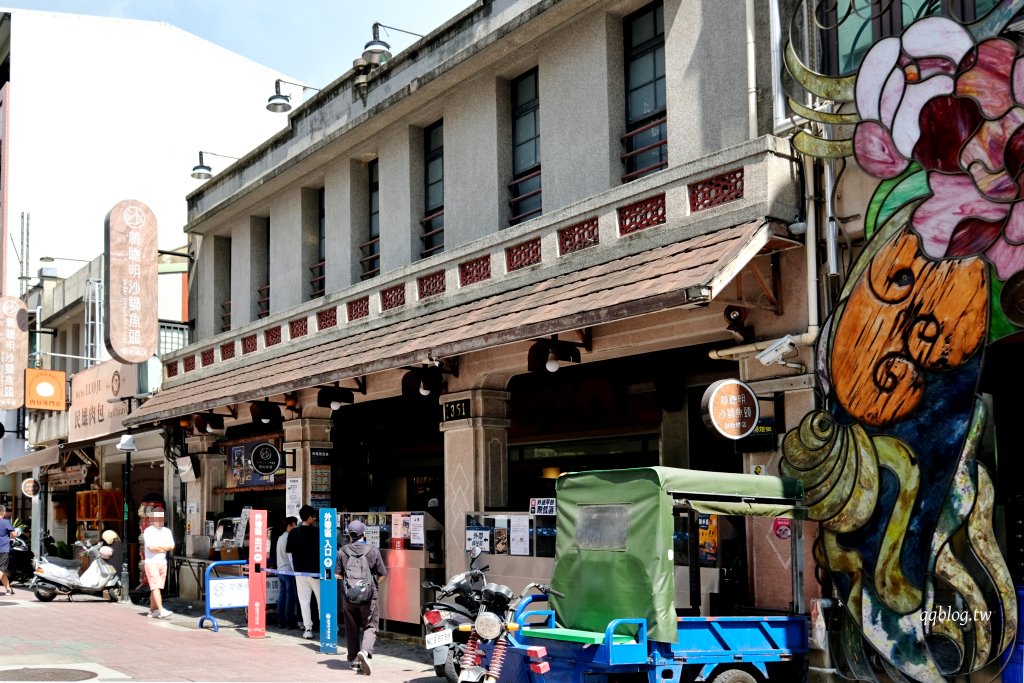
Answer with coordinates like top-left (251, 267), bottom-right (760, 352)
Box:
top-left (319, 507), bottom-right (338, 654)
top-left (700, 379), bottom-right (759, 440)
top-left (68, 360), bottom-right (138, 442)
top-left (104, 199), bottom-right (158, 364)
top-left (250, 442), bottom-right (281, 475)
top-left (698, 513), bottom-right (718, 567)
top-left (26, 368), bottom-right (66, 411)
top-left (247, 508), bottom-right (268, 638)
top-left (0, 298), bottom-right (28, 410)
top-left (21, 478), bottom-right (39, 497)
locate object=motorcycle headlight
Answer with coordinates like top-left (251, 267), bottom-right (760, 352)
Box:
top-left (474, 612), bottom-right (503, 641)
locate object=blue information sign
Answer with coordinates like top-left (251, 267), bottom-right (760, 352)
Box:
top-left (319, 507), bottom-right (339, 654)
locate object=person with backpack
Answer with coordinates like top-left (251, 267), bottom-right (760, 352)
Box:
top-left (340, 520), bottom-right (387, 675)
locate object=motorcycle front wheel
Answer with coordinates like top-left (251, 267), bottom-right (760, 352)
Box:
top-left (33, 585), bottom-right (57, 602)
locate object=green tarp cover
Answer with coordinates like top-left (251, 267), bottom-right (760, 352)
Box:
top-left (549, 467), bottom-right (804, 644)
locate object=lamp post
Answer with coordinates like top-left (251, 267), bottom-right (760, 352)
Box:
top-left (116, 431), bottom-right (136, 604)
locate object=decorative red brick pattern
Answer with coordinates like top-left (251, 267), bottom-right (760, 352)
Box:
top-left (220, 342), bottom-right (236, 361)
top-left (459, 256), bottom-right (491, 286)
top-left (318, 307), bottom-right (339, 329)
top-left (558, 218), bottom-right (600, 255)
top-left (618, 193), bottom-right (667, 235)
top-left (201, 349), bottom-right (215, 367)
top-left (346, 298), bottom-right (369, 321)
top-left (417, 271), bottom-right (446, 299)
top-left (183, 355), bottom-right (196, 373)
top-left (165, 361), bottom-right (178, 378)
top-left (688, 168), bottom-right (744, 212)
top-left (265, 326), bottom-right (282, 347)
top-left (242, 334), bottom-right (258, 354)
top-left (380, 284), bottom-right (406, 311)
top-left (290, 318), bottom-right (308, 338)
top-left (506, 237), bottom-right (542, 271)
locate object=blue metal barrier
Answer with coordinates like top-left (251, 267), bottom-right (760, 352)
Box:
top-left (197, 560), bottom-right (248, 631)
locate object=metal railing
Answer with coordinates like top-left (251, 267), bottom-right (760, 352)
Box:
top-left (359, 237), bottom-right (380, 280)
top-left (309, 260), bottom-right (326, 299)
top-left (220, 300), bottom-right (231, 333)
top-left (621, 116), bottom-right (668, 182)
top-left (255, 285), bottom-right (270, 319)
top-left (508, 168), bottom-right (542, 225)
top-left (419, 209), bottom-right (445, 258)
top-left (159, 321), bottom-right (191, 356)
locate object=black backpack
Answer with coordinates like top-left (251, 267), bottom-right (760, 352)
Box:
top-left (342, 545), bottom-right (373, 605)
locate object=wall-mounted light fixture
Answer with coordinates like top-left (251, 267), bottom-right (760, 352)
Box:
top-left (362, 22), bottom-right (423, 66)
top-left (249, 400), bottom-right (283, 425)
top-left (528, 331), bottom-right (592, 373)
top-left (266, 78), bottom-right (322, 113)
top-left (401, 357), bottom-right (458, 398)
top-left (316, 377), bottom-right (366, 412)
top-left (190, 151), bottom-right (239, 180)
top-left (193, 413), bottom-right (225, 434)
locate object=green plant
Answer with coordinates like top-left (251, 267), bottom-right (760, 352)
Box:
top-left (55, 540), bottom-right (73, 559)
top-left (11, 517), bottom-right (27, 533)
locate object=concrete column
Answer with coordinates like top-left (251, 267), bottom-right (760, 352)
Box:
top-left (283, 417), bottom-right (332, 505)
top-left (439, 390), bottom-right (510, 578)
top-left (379, 124), bottom-right (417, 273)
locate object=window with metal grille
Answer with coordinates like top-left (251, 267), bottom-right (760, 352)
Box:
top-left (256, 219), bottom-right (270, 319)
top-left (509, 69), bottom-right (541, 226)
top-left (819, 0), bottom-right (998, 76)
top-left (310, 187), bottom-right (326, 299)
top-left (622, 1), bottom-right (667, 182)
top-left (420, 120), bottom-right (445, 258)
top-left (361, 159), bottom-right (381, 279)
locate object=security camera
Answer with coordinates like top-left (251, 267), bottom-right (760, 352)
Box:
top-left (755, 335), bottom-right (798, 366)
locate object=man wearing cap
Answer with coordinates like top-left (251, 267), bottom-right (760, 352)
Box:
top-left (142, 510), bottom-right (175, 618)
top-left (340, 520), bottom-right (387, 675)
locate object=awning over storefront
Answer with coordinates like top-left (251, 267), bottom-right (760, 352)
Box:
top-left (1, 444), bottom-right (61, 474)
top-left (126, 219), bottom-right (788, 425)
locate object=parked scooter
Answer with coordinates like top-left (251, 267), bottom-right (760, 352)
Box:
top-left (30, 530), bottom-right (122, 602)
top-left (6, 536), bottom-right (35, 584)
top-left (456, 581), bottom-right (563, 683)
top-left (422, 547), bottom-right (488, 682)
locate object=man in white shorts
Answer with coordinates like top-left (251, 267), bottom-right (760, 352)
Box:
top-left (142, 510), bottom-right (175, 618)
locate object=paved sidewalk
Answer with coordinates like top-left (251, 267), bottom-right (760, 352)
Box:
top-left (0, 586), bottom-right (442, 682)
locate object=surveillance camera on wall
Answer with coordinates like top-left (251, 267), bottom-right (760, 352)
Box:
top-left (755, 334), bottom-right (798, 366)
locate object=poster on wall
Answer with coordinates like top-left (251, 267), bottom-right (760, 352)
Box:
top-left (529, 498), bottom-right (556, 516)
top-left (286, 478), bottom-right (302, 519)
top-left (510, 515), bottom-right (530, 556)
top-left (409, 513), bottom-right (425, 546)
top-left (228, 442), bottom-right (281, 487)
top-left (698, 513), bottom-right (718, 567)
top-left (365, 526), bottom-right (381, 548)
top-left (466, 526), bottom-right (491, 553)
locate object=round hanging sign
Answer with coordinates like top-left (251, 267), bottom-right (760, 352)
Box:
top-left (21, 478), bottom-right (39, 497)
top-left (250, 443), bottom-right (282, 476)
top-left (701, 379), bottom-right (759, 440)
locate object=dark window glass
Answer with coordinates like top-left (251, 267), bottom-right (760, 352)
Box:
top-left (361, 159), bottom-right (380, 280)
top-left (510, 69), bottom-right (541, 226)
top-left (622, 2), bottom-right (667, 181)
top-left (317, 187), bottom-right (326, 261)
top-left (421, 120), bottom-right (444, 257)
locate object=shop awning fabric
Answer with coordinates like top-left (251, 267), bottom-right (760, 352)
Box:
top-left (1, 444), bottom-right (60, 475)
top-left (126, 219), bottom-right (787, 426)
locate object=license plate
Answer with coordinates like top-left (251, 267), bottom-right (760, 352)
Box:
top-left (425, 628), bottom-right (453, 649)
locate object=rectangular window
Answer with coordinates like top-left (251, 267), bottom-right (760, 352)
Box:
top-left (256, 221), bottom-right (270, 319)
top-left (821, 0), bottom-right (999, 75)
top-left (310, 187), bottom-right (326, 299)
top-left (509, 69), bottom-right (541, 226)
top-left (420, 120), bottom-right (444, 258)
top-left (361, 159), bottom-right (381, 280)
top-left (622, 1), bottom-right (667, 182)
top-left (573, 504), bottom-right (630, 551)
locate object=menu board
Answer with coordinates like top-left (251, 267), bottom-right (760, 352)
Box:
top-left (310, 448), bottom-right (332, 509)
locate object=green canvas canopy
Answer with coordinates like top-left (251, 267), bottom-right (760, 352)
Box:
top-left (549, 466), bottom-right (805, 643)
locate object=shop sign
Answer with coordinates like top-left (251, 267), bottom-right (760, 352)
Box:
top-left (701, 379), bottom-right (759, 440)
top-left (0, 297), bottom-right (28, 410)
top-left (250, 443), bottom-right (281, 476)
top-left (26, 368), bottom-right (67, 411)
top-left (698, 513), bottom-right (719, 567)
top-left (773, 518), bottom-right (792, 540)
top-left (104, 199), bottom-right (158, 364)
top-left (442, 398), bottom-right (471, 422)
top-left (247, 509), bottom-right (268, 639)
top-left (319, 508), bottom-right (338, 655)
top-left (69, 359), bottom-right (138, 442)
top-left (21, 478), bottom-right (39, 497)
top-left (46, 465), bottom-right (89, 487)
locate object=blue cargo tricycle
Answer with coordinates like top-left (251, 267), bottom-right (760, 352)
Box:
top-left (505, 466), bottom-right (810, 683)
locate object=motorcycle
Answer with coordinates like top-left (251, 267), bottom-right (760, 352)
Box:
top-left (30, 530), bottom-right (122, 602)
top-left (7, 535), bottom-right (35, 584)
top-left (456, 580), bottom-right (563, 683)
top-left (422, 547), bottom-right (488, 682)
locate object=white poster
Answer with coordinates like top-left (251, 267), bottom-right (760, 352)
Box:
top-left (410, 514), bottom-right (425, 546)
top-left (286, 478), bottom-right (302, 519)
top-left (365, 526), bottom-right (381, 548)
top-left (233, 506), bottom-right (251, 547)
top-left (510, 515), bottom-right (530, 556)
top-left (465, 527), bottom-right (491, 552)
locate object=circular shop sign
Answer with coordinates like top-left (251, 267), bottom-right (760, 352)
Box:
top-left (701, 379), bottom-right (759, 440)
top-left (22, 478), bottom-right (40, 497)
top-left (250, 443), bottom-right (282, 476)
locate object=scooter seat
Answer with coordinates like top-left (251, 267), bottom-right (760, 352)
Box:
top-left (44, 557), bottom-right (82, 569)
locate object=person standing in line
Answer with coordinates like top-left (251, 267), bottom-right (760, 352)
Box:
top-left (0, 505), bottom-right (19, 596)
top-left (142, 510), bottom-right (175, 618)
top-left (286, 505), bottom-right (321, 639)
top-left (340, 520), bottom-right (387, 675)
top-left (275, 516), bottom-right (299, 629)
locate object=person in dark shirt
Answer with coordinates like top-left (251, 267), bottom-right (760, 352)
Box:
top-left (340, 520), bottom-right (387, 675)
top-left (285, 505), bottom-right (321, 639)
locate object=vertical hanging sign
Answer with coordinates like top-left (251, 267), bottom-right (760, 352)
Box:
top-left (104, 199), bottom-right (158, 364)
top-left (247, 508), bottom-right (268, 638)
top-left (319, 507), bottom-right (338, 654)
top-left (0, 297), bottom-right (27, 410)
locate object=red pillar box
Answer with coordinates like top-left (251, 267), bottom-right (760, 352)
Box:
top-left (248, 509), bottom-right (269, 638)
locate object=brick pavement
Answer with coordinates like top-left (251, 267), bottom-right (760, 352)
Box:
top-left (0, 587), bottom-right (443, 682)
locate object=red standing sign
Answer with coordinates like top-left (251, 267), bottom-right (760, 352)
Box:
top-left (248, 509), bottom-right (269, 638)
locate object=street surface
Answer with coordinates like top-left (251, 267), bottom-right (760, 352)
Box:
top-left (0, 588), bottom-right (441, 682)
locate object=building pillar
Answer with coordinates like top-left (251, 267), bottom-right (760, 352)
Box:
top-left (438, 389), bottom-right (510, 578)
top-left (283, 417), bottom-right (332, 508)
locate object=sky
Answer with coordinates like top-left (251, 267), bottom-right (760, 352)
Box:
top-left (0, 0), bottom-right (473, 87)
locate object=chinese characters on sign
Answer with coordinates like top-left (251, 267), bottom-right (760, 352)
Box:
top-left (25, 368), bottom-right (67, 411)
top-left (0, 297), bottom-right (28, 410)
top-left (247, 509), bottom-right (268, 638)
top-left (700, 379), bottom-right (760, 440)
top-left (319, 508), bottom-right (338, 654)
top-left (68, 360), bottom-right (138, 442)
top-left (104, 199), bottom-right (157, 364)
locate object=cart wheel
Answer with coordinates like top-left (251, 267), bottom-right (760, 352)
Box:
top-left (107, 585), bottom-right (121, 602)
top-left (712, 669), bottom-right (758, 683)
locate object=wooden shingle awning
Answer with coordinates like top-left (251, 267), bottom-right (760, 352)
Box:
top-left (126, 219), bottom-right (786, 425)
